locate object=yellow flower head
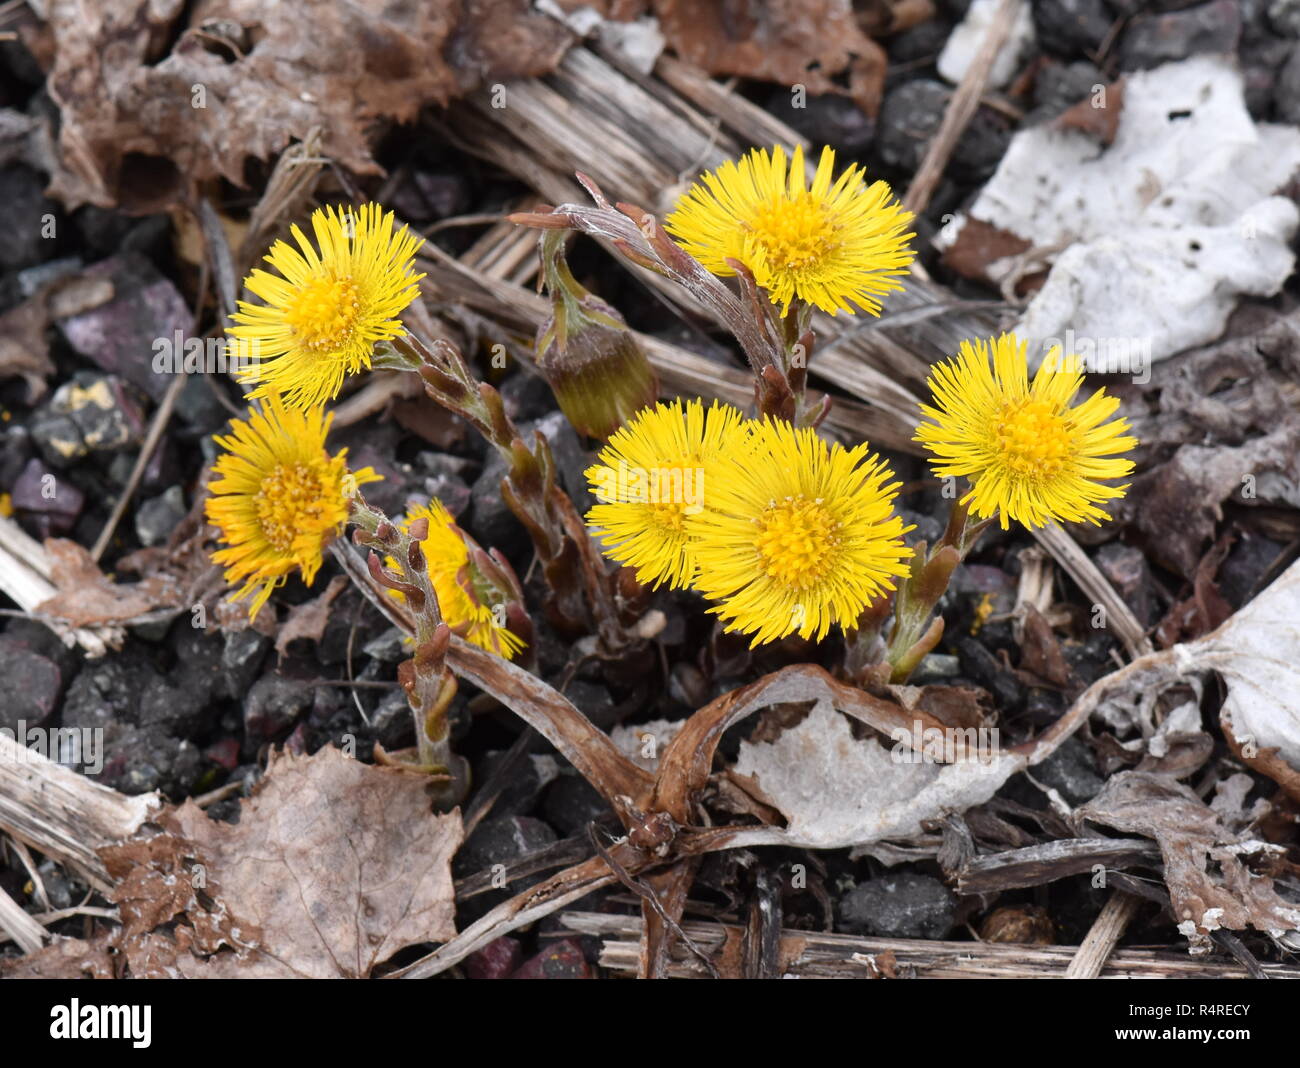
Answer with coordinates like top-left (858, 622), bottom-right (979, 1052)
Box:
top-left (206, 397), bottom-right (380, 619)
top-left (915, 334), bottom-right (1139, 529)
top-left (395, 499), bottom-right (525, 660)
top-left (687, 421), bottom-right (914, 647)
top-left (664, 144), bottom-right (915, 317)
top-left (231, 203), bottom-right (424, 409)
top-left (585, 398), bottom-right (749, 590)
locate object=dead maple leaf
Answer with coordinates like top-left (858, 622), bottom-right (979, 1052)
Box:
top-left (8, 746), bottom-right (463, 979)
top-left (39, 0), bottom-right (573, 210)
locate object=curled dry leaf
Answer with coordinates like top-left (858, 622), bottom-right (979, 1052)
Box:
top-left (41, 0), bottom-right (573, 210)
top-left (652, 664), bottom-right (1086, 851)
top-left (6, 746), bottom-right (463, 979)
top-left (1078, 770), bottom-right (1300, 943)
top-left (36, 539), bottom-right (186, 627)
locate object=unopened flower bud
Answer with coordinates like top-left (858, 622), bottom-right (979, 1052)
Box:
top-left (534, 230), bottom-right (658, 441)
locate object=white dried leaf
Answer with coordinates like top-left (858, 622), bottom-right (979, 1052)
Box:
top-left (732, 699), bottom-right (1024, 849)
top-left (936, 55), bottom-right (1300, 364)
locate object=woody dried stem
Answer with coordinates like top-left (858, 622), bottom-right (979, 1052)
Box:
top-left (348, 494), bottom-right (459, 782)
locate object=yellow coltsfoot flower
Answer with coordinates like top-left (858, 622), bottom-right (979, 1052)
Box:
top-left (585, 398), bottom-right (750, 590)
top-left (688, 420), bottom-right (913, 647)
top-left (395, 499), bottom-right (525, 660)
top-left (206, 396), bottom-right (380, 619)
top-left (231, 203), bottom-right (424, 409)
top-left (915, 333), bottom-right (1139, 529)
top-left (664, 144), bottom-right (915, 316)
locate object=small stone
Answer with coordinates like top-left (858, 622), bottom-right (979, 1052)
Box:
top-left (1029, 60), bottom-right (1106, 123)
top-left (877, 80), bottom-right (1010, 182)
top-left (839, 872), bottom-right (957, 938)
top-left (464, 936), bottom-right (524, 979)
top-left (0, 165), bottom-right (61, 274)
top-left (767, 90), bottom-right (875, 154)
top-left (243, 674), bottom-right (315, 745)
top-left (30, 372), bottom-right (146, 466)
top-left (392, 172), bottom-right (470, 221)
top-left (1119, 1), bottom-right (1243, 71)
top-left (1218, 530), bottom-right (1284, 609)
top-left (475, 748), bottom-right (556, 817)
top-left (468, 448), bottom-right (524, 555)
top-left (175, 374), bottom-right (229, 435)
top-left (370, 690), bottom-right (416, 752)
top-left (415, 456), bottom-right (473, 519)
top-left (888, 18), bottom-right (955, 64)
top-left (72, 209), bottom-right (170, 262)
top-left (980, 904), bottom-right (1055, 944)
top-left (362, 627), bottom-right (409, 664)
top-left (219, 628), bottom-right (270, 700)
top-left (1270, 0), bottom-right (1300, 36)
top-left (134, 485), bottom-right (186, 547)
top-left (956, 636), bottom-right (1024, 711)
top-left (1276, 44), bottom-right (1300, 123)
top-left (454, 815), bottom-right (558, 879)
top-left (16, 257), bottom-right (84, 300)
top-left (10, 456), bottom-right (83, 537)
top-left (62, 653), bottom-right (154, 732)
top-left (1032, 735), bottom-right (1104, 804)
top-left (897, 507), bottom-right (944, 550)
top-left (1094, 542), bottom-right (1155, 625)
top-left (511, 938), bottom-right (592, 979)
top-left (500, 372), bottom-right (556, 424)
top-left (542, 772), bottom-right (614, 837)
top-left (1034, 0), bottom-right (1113, 56)
top-left (878, 80), bottom-right (951, 174)
top-left (0, 636), bottom-right (62, 730)
top-left (910, 653), bottom-right (961, 685)
top-left (56, 252), bottom-right (191, 402)
top-left (204, 736), bottom-right (241, 771)
top-left (1240, 36), bottom-right (1294, 118)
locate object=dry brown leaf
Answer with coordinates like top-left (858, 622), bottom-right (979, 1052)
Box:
top-left (274, 574), bottom-right (348, 658)
top-left (652, 0), bottom-right (888, 114)
top-left (36, 538), bottom-right (186, 626)
top-left (1078, 770), bottom-right (1300, 942)
top-left (10, 747), bottom-right (464, 979)
top-left (166, 746), bottom-right (462, 977)
top-left (1123, 421), bottom-right (1300, 579)
top-left (43, 0), bottom-right (573, 210)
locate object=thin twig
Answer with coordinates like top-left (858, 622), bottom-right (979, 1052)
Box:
top-left (90, 372), bottom-right (186, 562)
top-left (1064, 890), bottom-right (1142, 979)
top-left (904, 0), bottom-right (1021, 214)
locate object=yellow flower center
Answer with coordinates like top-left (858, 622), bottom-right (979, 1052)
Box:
top-left (755, 494), bottom-right (839, 589)
top-left (747, 194), bottom-right (840, 272)
top-left (995, 398), bottom-right (1073, 478)
top-left (285, 275), bottom-right (361, 353)
top-left (651, 502), bottom-right (686, 533)
top-left (255, 462), bottom-right (333, 554)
